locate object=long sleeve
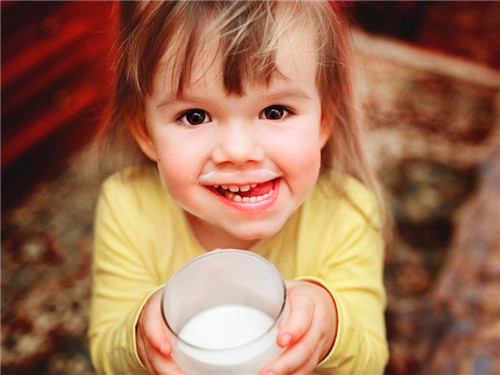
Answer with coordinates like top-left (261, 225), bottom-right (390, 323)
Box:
top-left (89, 177), bottom-right (155, 374)
top-left (88, 167), bottom-right (204, 375)
top-left (295, 175), bottom-right (388, 374)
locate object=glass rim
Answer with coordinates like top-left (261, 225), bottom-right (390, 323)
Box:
top-left (160, 248), bottom-right (288, 352)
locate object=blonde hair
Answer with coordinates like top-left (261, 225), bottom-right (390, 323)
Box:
top-left (101, 0), bottom-right (387, 224)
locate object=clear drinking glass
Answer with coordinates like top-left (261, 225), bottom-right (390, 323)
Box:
top-left (161, 249), bottom-right (289, 375)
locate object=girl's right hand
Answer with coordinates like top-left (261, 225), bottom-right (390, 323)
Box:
top-left (136, 288), bottom-right (186, 375)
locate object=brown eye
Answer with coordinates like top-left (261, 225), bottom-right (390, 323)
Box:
top-left (180, 109), bottom-right (210, 126)
top-left (261, 105), bottom-right (288, 120)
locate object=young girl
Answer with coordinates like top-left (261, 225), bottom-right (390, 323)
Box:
top-left (89, 1), bottom-right (388, 374)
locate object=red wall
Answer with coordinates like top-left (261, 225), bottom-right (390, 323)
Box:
top-left (1, 1), bottom-right (118, 210)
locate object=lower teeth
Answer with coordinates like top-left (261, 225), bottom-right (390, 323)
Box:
top-left (224, 190), bottom-right (273, 202)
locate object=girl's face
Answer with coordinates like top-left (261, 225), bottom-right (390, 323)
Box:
top-left (137, 30), bottom-right (330, 250)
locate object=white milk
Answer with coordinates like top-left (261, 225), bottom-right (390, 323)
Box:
top-left (179, 304), bottom-right (274, 348)
top-left (174, 304), bottom-right (282, 373)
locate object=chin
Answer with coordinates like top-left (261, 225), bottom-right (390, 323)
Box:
top-left (227, 221), bottom-right (285, 242)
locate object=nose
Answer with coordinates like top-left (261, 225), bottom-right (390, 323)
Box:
top-left (212, 121), bottom-right (264, 165)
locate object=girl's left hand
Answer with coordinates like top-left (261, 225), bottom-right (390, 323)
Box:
top-left (260, 280), bottom-right (338, 375)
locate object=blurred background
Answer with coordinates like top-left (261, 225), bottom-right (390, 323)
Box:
top-left (2, 2), bottom-right (499, 375)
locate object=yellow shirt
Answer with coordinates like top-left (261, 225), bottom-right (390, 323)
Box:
top-left (89, 166), bottom-right (388, 374)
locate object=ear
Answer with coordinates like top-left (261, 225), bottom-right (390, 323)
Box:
top-left (319, 108), bottom-right (333, 149)
top-left (130, 119), bottom-right (158, 161)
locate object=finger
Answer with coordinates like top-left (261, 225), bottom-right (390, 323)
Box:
top-left (149, 352), bottom-right (187, 375)
top-left (277, 289), bottom-right (314, 347)
top-left (141, 321), bottom-right (178, 374)
top-left (143, 293), bottom-right (173, 355)
top-left (262, 332), bottom-right (322, 375)
top-left (141, 330), bottom-right (186, 375)
top-left (146, 322), bottom-right (172, 356)
top-left (137, 330), bottom-right (158, 375)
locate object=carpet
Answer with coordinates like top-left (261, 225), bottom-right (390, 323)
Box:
top-left (2, 33), bottom-right (499, 375)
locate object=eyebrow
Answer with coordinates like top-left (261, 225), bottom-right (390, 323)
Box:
top-left (157, 95), bottom-right (194, 109)
top-left (262, 88), bottom-right (312, 102)
top-left (157, 87), bottom-right (311, 109)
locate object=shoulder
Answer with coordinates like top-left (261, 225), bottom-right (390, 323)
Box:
top-left (100, 165), bottom-right (163, 200)
top-left (98, 165), bottom-right (166, 213)
top-left (102, 164), bottom-right (160, 192)
top-left (307, 172), bottom-right (382, 230)
top-left (290, 172), bottom-right (385, 273)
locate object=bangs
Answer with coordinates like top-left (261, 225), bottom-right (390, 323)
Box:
top-left (158, 1), bottom-right (286, 98)
top-left (127, 1), bottom-right (319, 100)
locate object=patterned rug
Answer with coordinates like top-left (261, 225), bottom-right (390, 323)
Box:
top-left (2, 34), bottom-right (499, 375)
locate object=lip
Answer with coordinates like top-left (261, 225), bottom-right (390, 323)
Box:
top-left (206, 178), bottom-right (280, 213)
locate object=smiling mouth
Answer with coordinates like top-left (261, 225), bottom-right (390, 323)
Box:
top-left (209, 179), bottom-right (278, 203)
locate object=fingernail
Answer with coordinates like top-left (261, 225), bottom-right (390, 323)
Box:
top-left (160, 342), bottom-right (170, 355)
top-left (280, 333), bottom-right (292, 346)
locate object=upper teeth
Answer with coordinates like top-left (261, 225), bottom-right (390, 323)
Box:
top-left (219, 184), bottom-right (257, 192)
top-left (215, 183), bottom-right (272, 202)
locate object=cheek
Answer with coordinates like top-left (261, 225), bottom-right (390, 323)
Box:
top-left (275, 134), bottom-right (323, 191)
top-left (152, 140), bottom-right (192, 190)
top-left (152, 133), bottom-right (210, 200)
top-left (280, 126), bottom-right (323, 171)
top-left (291, 143), bottom-right (322, 176)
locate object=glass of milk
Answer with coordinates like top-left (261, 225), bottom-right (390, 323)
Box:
top-left (161, 249), bottom-right (289, 375)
